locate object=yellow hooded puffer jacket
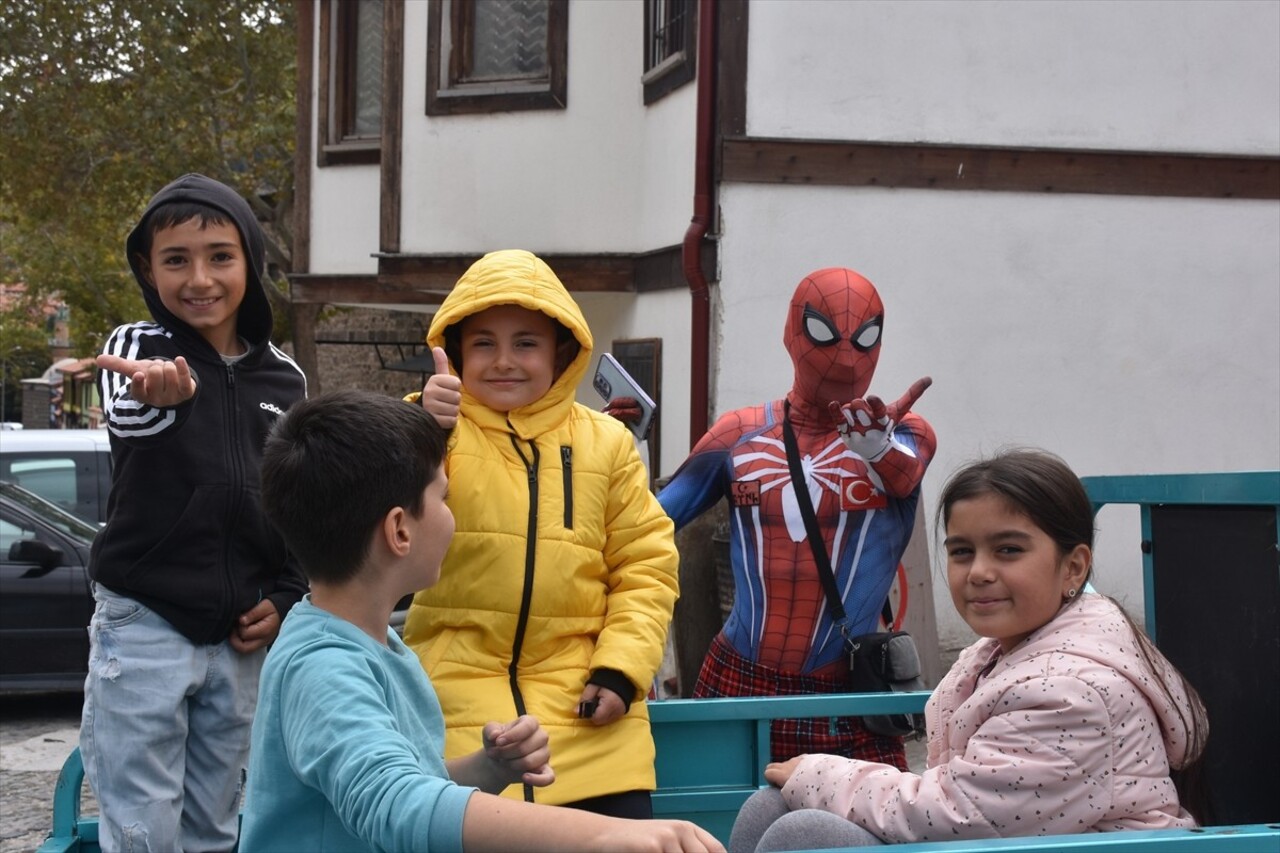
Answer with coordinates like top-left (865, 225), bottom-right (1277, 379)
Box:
top-left (403, 250), bottom-right (679, 804)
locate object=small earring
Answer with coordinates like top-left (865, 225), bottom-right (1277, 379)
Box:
top-left (1066, 588), bottom-right (1077, 599)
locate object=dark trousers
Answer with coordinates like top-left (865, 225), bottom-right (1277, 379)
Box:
top-left (562, 789), bottom-right (653, 819)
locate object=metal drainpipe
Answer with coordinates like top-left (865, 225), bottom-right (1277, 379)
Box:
top-left (682, 0), bottom-right (717, 450)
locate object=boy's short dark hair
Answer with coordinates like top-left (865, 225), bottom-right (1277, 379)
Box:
top-left (261, 390), bottom-right (448, 585)
top-left (134, 200), bottom-right (238, 261)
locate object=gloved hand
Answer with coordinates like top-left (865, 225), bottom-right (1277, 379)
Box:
top-left (829, 377), bottom-right (932, 462)
top-left (602, 396), bottom-right (642, 426)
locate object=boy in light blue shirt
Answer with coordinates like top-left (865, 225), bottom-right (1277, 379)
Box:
top-left (244, 390), bottom-right (722, 853)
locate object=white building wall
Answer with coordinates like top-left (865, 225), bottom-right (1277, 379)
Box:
top-left (308, 165), bottom-right (382, 274)
top-left (747, 0), bottom-right (1280, 155)
top-left (305, 2), bottom-right (701, 446)
top-left (304, 11), bottom-right (381, 276)
top-left (307, 1), bottom-right (697, 262)
top-left (397, 0), bottom-right (696, 253)
top-left (712, 0), bottom-right (1280, 649)
top-left (303, 0), bottom-right (1280, 649)
top-left (716, 185), bottom-right (1280, 650)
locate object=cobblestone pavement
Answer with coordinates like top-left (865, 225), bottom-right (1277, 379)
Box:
top-left (0, 693), bottom-right (95, 853)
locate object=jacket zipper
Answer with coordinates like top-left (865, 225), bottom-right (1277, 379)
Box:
top-left (221, 362), bottom-right (242, 642)
top-left (507, 428), bottom-right (539, 802)
top-left (560, 446), bottom-right (573, 529)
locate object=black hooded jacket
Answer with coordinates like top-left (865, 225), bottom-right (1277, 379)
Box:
top-left (90, 174), bottom-right (308, 644)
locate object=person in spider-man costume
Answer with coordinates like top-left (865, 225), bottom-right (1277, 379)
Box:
top-left (657, 267), bottom-right (936, 769)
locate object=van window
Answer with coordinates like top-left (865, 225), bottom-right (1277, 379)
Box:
top-left (0, 453), bottom-right (100, 522)
top-left (8, 460), bottom-right (77, 511)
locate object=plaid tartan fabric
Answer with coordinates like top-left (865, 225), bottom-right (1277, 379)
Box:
top-left (693, 634), bottom-right (908, 770)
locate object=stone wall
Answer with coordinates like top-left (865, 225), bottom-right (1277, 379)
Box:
top-left (295, 307), bottom-right (433, 398)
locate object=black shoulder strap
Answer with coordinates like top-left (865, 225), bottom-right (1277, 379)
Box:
top-left (781, 403), bottom-right (895, 634)
top-left (781, 405), bottom-right (848, 627)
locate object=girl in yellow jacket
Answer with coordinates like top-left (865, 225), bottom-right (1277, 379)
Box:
top-left (404, 249), bottom-right (680, 818)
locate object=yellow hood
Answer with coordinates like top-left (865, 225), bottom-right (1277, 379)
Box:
top-left (427, 250), bottom-right (593, 439)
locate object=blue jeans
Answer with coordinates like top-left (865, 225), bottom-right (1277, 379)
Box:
top-left (80, 584), bottom-right (265, 853)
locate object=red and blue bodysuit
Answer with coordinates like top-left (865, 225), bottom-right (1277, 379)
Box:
top-left (659, 268), bottom-right (936, 767)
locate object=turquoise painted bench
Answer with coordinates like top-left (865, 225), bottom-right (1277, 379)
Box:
top-left (650, 691), bottom-right (930, 839)
top-left (648, 692), bottom-right (1280, 851)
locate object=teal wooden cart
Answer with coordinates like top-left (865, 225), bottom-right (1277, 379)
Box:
top-left (40, 472), bottom-right (1280, 852)
top-left (648, 693), bottom-right (1279, 852)
top-left (37, 695), bottom-right (1280, 853)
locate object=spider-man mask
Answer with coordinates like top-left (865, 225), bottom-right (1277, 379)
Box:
top-left (784, 267), bottom-right (884, 408)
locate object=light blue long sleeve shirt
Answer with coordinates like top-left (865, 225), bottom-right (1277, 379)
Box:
top-left (241, 599), bottom-right (476, 852)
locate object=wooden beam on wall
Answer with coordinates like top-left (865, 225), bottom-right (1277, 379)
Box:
top-left (380, 0), bottom-right (404, 254)
top-left (717, 0), bottom-right (748, 140)
top-left (293, 0), bottom-right (314, 274)
top-left (721, 137), bottom-right (1280, 200)
top-left (634, 242), bottom-right (716, 294)
top-left (290, 274), bottom-right (436, 306)
top-left (288, 244), bottom-right (716, 305)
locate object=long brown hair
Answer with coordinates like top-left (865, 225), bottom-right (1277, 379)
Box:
top-left (938, 448), bottom-right (1211, 823)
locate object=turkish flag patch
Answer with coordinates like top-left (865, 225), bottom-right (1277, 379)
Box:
top-left (840, 475), bottom-right (887, 511)
top-left (730, 480), bottom-right (761, 507)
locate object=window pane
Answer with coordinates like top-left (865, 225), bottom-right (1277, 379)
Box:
top-left (7, 458), bottom-right (77, 515)
top-left (642, 0), bottom-right (695, 104)
top-left (646, 0), bottom-right (690, 71)
top-left (353, 0), bottom-right (383, 136)
top-left (426, 0), bottom-right (567, 115)
top-left (470, 0), bottom-right (549, 81)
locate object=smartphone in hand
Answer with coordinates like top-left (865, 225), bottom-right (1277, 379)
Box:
top-left (593, 353), bottom-right (656, 440)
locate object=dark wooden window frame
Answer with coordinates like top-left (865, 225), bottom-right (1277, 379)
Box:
top-left (426, 0), bottom-right (568, 116)
top-left (642, 0), bottom-right (696, 105)
top-left (610, 337), bottom-right (663, 486)
top-left (317, 0), bottom-right (382, 166)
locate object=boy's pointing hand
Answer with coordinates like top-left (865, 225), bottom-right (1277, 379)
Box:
top-left (97, 353), bottom-right (197, 408)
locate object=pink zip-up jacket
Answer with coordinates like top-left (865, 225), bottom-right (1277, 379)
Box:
top-left (781, 594), bottom-right (1203, 841)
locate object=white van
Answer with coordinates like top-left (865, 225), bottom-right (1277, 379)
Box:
top-left (0, 429), bottom-right (112, 525)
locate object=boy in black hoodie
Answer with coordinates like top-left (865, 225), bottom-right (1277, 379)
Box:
top-left (81, 174), bottom-right (308, 852)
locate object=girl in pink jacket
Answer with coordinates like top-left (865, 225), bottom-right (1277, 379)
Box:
top-left (730, 449), bottom-right (1208, 851)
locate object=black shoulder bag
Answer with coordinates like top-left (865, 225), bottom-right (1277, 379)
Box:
top-left (781, 404), bottom-right (927, 740)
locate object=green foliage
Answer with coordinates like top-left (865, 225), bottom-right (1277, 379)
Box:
top-left (0, 0), bottom-right (296, 355)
